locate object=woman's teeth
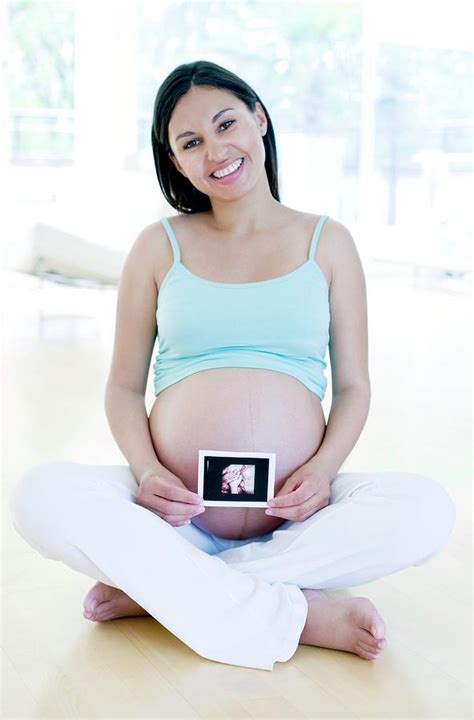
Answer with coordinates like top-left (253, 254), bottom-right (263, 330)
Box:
top-left (211, 158), bottom-right (243, 178)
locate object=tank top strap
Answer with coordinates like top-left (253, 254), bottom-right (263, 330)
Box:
top-left (160, 217), bottom-right (181, 263)
top-left (308, 214), bottom-right (330, 260)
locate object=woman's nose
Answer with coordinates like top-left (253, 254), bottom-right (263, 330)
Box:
top-left (206, 139), bottom-right (229, 164)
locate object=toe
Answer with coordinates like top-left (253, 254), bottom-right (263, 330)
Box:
top-left (354, 597), bottom-right (386, 641)
top-left (357, 638), bottom-right (373, 651)
top-left (359, 627), bottom-right (379, 648)
top-left (358, 647), bottom-right (378, 661)
top-left (369, 612), bottom-right (386, 640)
top-left (92, 600), bottom-right (114, 621)
top-left (371, 622), bottom-right (386, 641)
top-left (358, 639), bottom-right (382, 655)
top-left (357, 629), bottom-right (386, 654)
top-left (84, 599), bottom-right (98, 616)
top-left (83, 590), bottom-right (101, 614)
top-left (83, 582), bottom-right (116, 614)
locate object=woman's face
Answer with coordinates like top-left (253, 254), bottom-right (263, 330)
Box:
top-left (167, 85), bottom-right (268, 202)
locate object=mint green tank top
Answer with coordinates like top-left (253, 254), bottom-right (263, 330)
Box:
top-left (153, 215), bottom-right (330, 401)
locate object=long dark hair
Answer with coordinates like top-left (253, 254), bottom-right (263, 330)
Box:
top-left (151, 60), bottom-right (280, 214)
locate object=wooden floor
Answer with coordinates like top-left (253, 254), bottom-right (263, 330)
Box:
top-left (2, 263), bottom-right (472, 719)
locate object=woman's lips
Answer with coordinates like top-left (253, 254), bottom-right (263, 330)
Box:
top-left (209, 158), bottom-right (245, 184)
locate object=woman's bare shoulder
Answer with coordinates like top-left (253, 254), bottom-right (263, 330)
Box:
top-left (313, 216), bottom-right (364, 289)
top-left (132, 219), bottom-right (175, 291)
top-left (301, 212), bottom-right (356, 286)
top-left (303, 211), bottom-right (351, 236)
top-left (316, 215), bottom-right (359, 261)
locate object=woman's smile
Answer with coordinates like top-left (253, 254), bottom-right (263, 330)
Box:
top-left (209, 157), bottom-right (245, 184)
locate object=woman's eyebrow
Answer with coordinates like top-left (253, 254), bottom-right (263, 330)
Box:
top-left (175, 107), bottom-right (235, 142)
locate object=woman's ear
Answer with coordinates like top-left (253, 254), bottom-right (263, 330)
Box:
top-left (255, 102), bottom-right (268, 137)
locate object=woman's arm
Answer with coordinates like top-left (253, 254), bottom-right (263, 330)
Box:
top-left (105, 385), bottom-right (164, 485)
top-left (104, 222), bottom-right (167, 485)
top-left (308, 220), bottom-right (371, 480)
top-left (307, 386), bottom-right (370, 480)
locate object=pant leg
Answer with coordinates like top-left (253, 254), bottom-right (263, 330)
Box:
top-left (214, 471), bottom-right (457, 590)
top-left (9, 461), bottom-right (221, 586)
top-left (8, 461), bottom-right (308, 671)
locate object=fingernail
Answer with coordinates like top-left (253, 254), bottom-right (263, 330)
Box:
top-left (265, 509), bottom-right (273, 515)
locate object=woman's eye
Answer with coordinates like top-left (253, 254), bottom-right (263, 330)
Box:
top-left (183, 119), bottom-right (235, 150)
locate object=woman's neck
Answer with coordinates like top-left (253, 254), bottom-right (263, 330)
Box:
top-left (206, 196), bottom-right (284, 238)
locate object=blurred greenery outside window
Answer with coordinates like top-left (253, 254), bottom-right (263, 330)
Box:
top-left (8, 0), bottom-right (74, 164)
top-left (7, 1), bottom-right (472, 221)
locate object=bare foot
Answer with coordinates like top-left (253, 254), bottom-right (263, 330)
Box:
top-left (299, 589), bottom-right (387, 661)
top-left (83, 581), bottom-right (150, 622)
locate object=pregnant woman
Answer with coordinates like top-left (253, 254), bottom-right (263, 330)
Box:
top-left (10, 60), bottom-right (456, 671)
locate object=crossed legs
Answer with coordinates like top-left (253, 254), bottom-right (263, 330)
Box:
top-left (9, 462), bottom-right (456, 670)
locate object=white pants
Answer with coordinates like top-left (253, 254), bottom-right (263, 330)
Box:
top-left (9, 462), bottom-right (456, 671)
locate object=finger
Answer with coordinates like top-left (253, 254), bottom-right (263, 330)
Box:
top-left (152, 510), bottom-right (203, 526)
top-left (167, 517), bottom-right (193, 527)
top-left (148, 502), bottom-right (205, 520)
top-left (269, 482), bottom-right (314, 508)
top-left (153, 498), bottom-right (206, 516)
top-left (271, 478), bottom-right (299, 500)
top-left (166, 514), bottom-right (198, 526)
top-left (168, 509), bottom-right (205, 524)
top-left (266, 493), bottom-right (321, 520)
top-left (153, 479), bottom-right (202, 505)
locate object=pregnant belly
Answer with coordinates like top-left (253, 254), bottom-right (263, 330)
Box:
top-left (149, 368), bottom-right (326, 540)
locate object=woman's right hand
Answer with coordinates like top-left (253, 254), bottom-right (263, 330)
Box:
top-left (136, 466), bottom-right (204, 527)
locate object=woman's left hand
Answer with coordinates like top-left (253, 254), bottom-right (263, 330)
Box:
top-left (265, 461), bottom-right (332, 522)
